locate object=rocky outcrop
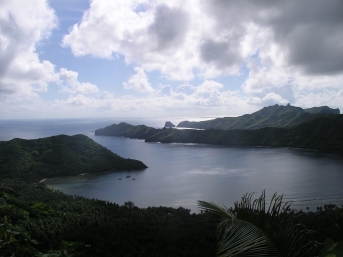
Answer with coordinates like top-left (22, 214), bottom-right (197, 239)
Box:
top-left (164, 121), bottom-right (175, 128)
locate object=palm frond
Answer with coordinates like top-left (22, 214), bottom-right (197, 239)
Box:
top-left (198, 191), bottom-right (317, 257)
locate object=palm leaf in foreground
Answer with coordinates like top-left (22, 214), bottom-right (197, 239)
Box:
top-left (198, 192), bottom-right (317, 257)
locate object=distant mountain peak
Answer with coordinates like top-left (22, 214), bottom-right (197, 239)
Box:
top-left (177, 104), bottom-right (340, 130)
top-left (304, 106), bottom-right (340, 115)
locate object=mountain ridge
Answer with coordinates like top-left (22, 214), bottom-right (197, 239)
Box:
top-left (95, 114), bottom-right (343, 153)
top-left (177, 104), bottom-right (340, 130)
top-left (0, 134), bottom-right (147, 181)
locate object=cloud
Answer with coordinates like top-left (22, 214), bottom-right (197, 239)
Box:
top-left (59, 68), bottom-right (99, 94)
top-left (156, 85), bottom-right (172, 96)
top-left (146, 80), bottom-right (248, 114)
top-left (62, 0), bottom-right (247, 80)
top-left (176, 83), bottom-right (196, 95)
top-left (63, 0), bottom-right (343, 99)
top-left (1, 78), bottom-right (257, 119)
top-left (123, 67), bottom-right (154, 93)
top-left (261, 1), bottom-right (343, 76)
top-left (148, 4), bottom-right (189, 51)
top-left (293, 89), bottom-right (343, 110)
top-left (3, 0), bottom-right (343, 118)
top-left (242, 59), bottom-right (291, 95)
top-left (0, 0), bottom-right (58, 97)
top-left (248, 93), bottom-right (288, 106)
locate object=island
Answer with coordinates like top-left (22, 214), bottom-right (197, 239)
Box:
top-left (0, 134), bottom-right (147, 181)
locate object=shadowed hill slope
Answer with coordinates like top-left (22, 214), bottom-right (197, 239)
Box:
top-left (95, 114), bottom-right (343, 152)
top-left (0, 134), bottom-right (147, 181)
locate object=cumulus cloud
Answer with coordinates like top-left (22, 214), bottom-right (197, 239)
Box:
top-left (62, 0), bottom-right (245, 80)
top-left (242, 59), bottom-right (291, 95)
top-left (156, 85), bottom-right (172, 96)
top-left (3, 0), bottom-right (342, 118)
top-left (0, 1), bottom-right (106, 118)
top-left (176, 83), bottom-right (196, 95)
top-left (148, 4), bottom-right (189, 51)
top-left (248, 93), bottom-right (288, 106)
top-left (123, 67), bottom-right (154, 93)
top-left (59, 68), bottom-right (99, 94)
top-left (0, 0), bottom-right (58, 97)
top-left (63, 0), bottom-right (343, 105)
top-left (293, 89), bottom-right (343, 109)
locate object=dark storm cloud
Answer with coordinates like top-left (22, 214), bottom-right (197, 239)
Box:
top-left (257, 0), bottom-right (343, 75)
top-left (149, 5), bottom-right (189, 50)
top-left (204, 0), bottom-right (343, 75)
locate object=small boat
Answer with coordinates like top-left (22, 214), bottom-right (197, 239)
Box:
top-left (118, 178), bottom-right (122, 180)
top-left (126, 175), bottom-right (130, 178)
top-left (132, 178), bottom-right (135, 180)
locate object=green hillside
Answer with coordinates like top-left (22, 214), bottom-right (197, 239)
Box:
top-left (0, 134), bottom-right (147, 181)
top-left (177, 104), bottom-right (340, 130)
top-left (0, 179), bottom-right (341, 257)
top-left (95, 114), bottom-right (343, 152)
top-left (0, 180), bottom-right (216, 257)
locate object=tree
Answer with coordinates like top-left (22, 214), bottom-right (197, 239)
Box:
top-left (0, 216), bottom-right (82, 257)
top-left (198, 191), bottom-right (317, 257)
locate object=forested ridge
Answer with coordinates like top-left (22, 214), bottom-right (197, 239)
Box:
top-left (0, 134), bottom-right (147, 182)
top-left (177, 104), bottom-right (340, 130)
top-left (0, 180), bottom-right (342, 256)
top-left (0, 180), bottom-right (216, 257)
top-left (95, 114), bottom-right (343, 152)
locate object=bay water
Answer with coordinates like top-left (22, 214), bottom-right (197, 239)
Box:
top-left (1, 118), bottom-right (343, 213)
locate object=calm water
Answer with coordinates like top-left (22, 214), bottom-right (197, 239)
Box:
top-left (1, 118), bottom-right (343, 213)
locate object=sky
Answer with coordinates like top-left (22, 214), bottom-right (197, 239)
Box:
top-left (1, 0), bottom-right (343, 120)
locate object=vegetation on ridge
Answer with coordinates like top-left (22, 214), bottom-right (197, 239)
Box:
top-left (0, 134), bottom-right (147, 182)
top-left (0, 180), bottom-right (342, 256)
top-left (95, 114), bottom-right (343, 152)
top-left (0, 180), bottom-right (216, 257)
top-left (177, 104), bottom-right (340, 130)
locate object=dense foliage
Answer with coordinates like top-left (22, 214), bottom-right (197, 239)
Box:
top-left (199, 192), bottom-right (343, 257)
top-left (0, 134), bottom-right (147, 182)
top-left (177, 104), bottom-right (340, 130)
top-left (0, 180), bottom-right (216, 257)
top-left (95, 114), bottom-right (343, 152)
top-left (199, 192), bottom-right (317, 257)
top-left (0, 180), bottom-right (341, 256)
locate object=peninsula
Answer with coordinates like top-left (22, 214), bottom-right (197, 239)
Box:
top-left (0, 134), bottom-right (147, 181)
top-left (95, 105), bottom-right (343, 152)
